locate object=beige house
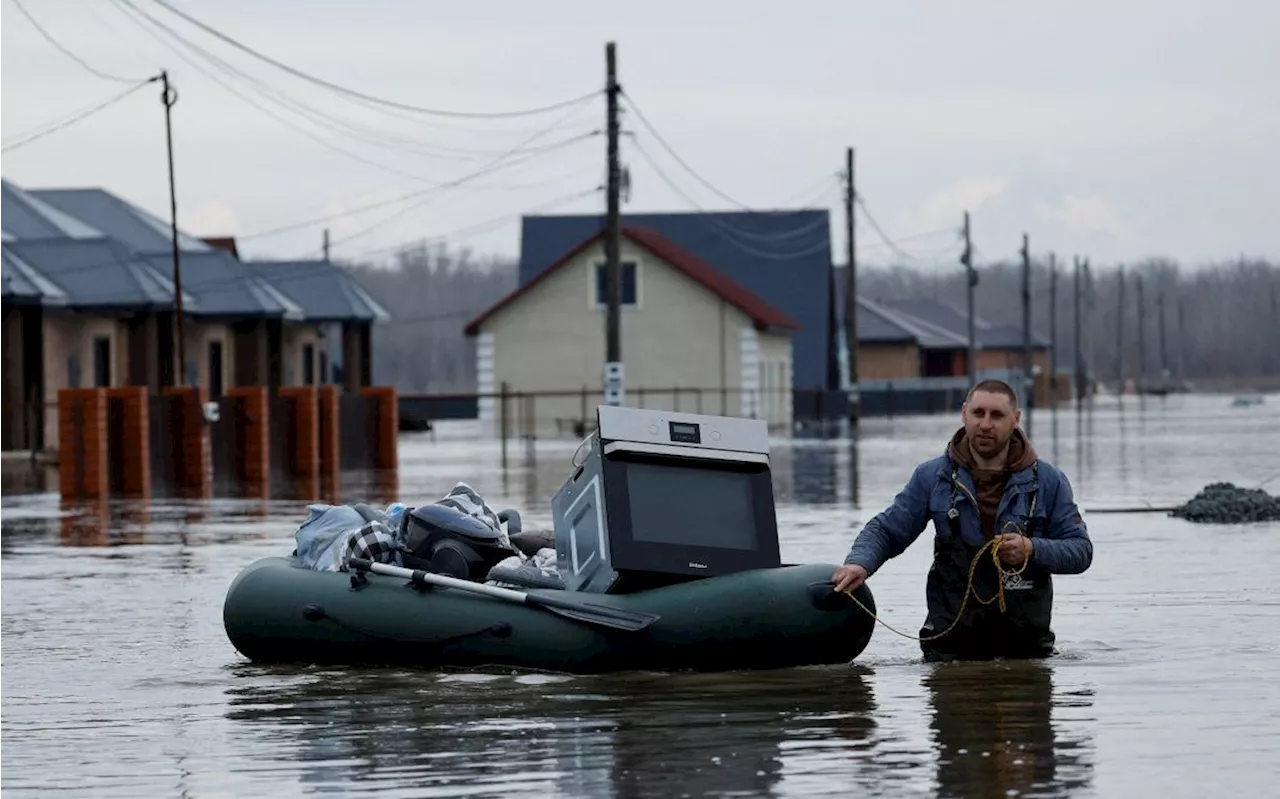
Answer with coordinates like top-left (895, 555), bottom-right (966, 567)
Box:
top-left (464, 226), bottom-right (798, 437)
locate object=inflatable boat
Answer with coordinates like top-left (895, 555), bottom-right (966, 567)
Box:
top-left (222, 556), bottom-right (876, 674)
top-left (223, 405), bottom-right (879, 674)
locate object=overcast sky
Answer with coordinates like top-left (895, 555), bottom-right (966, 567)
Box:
top-left (3, 0), bottom-right (1277, 270)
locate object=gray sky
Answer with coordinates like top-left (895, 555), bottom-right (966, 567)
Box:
top-left (3, 0), bottom-right (1277, 270)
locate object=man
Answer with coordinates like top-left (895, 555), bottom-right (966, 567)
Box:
top-left (832, 379), bottom-right (1093, 662)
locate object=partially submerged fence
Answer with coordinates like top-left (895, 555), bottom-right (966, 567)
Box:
top-left (58, 385), bottom-right (398, 501)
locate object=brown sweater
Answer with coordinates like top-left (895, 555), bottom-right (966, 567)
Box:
top-left (947, 427), bottom-right (1038, 540)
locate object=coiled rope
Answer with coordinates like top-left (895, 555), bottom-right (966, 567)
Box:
top-left (839, 525), bottom-right (1031, 643)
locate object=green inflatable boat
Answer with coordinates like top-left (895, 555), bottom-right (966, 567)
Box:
top-left (222, 556), bottom-right (877, 674)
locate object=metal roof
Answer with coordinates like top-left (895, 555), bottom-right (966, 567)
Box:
top-left (1, 247), bottom-right (69, 306)
top-left (2, 180), bottom-right (104, 241)
top-left (3, 238), bottom-right (190, 311)
top-left (250, 260), bottom-right (391, 323)
top-left (28, 187), bottom-right (214, 253)
top-left (884, 297), bottom-right (1051, 348)
top-left (139, 249), bottom-right (304, 320)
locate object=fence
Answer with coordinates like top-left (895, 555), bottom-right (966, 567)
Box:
top-left (56, 385), bottom-right (399, 501)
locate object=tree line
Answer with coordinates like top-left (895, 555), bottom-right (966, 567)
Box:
top-left (341, 242), bottom-right (1279, 393)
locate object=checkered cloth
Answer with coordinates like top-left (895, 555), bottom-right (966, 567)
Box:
top-left (338, 518), bottom-right (404, 572)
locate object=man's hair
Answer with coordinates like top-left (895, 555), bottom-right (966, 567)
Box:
top-left (965, 379), bottom-right (1019, 408)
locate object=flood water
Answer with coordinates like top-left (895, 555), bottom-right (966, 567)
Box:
top-left (3, 393), bottom-right (1279, 797)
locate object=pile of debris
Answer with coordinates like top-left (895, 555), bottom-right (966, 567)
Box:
top-left (1171, 482), bottom-right (1280, 524)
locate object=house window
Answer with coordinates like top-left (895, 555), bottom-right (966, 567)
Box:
top-left (594, 261), bottom-right (637, 307)
top-left (68, 355), bottom-right (82, 388)
top-left (302, 344), bottom-right (315, 385)
top-left (208, 341), bottom-right (224, 399)
top-left (93, 337), bottom-right (111, 387)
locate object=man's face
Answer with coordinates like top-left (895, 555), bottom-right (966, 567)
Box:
top-left (962, 390), bottom-right (1021, 458)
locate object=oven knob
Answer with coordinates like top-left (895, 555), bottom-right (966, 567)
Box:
top-left (711, 430), bottom-right (722, 442)
top-left (648, 424), bottom-right (659, 436)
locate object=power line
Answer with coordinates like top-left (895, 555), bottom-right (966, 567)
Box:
top-left (856, 196), bottom-right (960, 263)
top-left (117, 0), bottom-right (600, 164)
top-left (1, 79), bottom-right (157, 153)
top-left (142, 0), bottom-right (603, 119)
top-left (7, 0), bottom-right (150, 84)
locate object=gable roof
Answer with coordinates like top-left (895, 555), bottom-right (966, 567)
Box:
top-left (137, 249), bottom-right (303, 320)
top-left (3, 238), bottom-right (191, 312)
top-left (2, 180), bottom-right (104, 241)
top-left (519, 210), bottom-right (831, 386)
top-left (248, 260), bottom-right (391, 323)
top-left (464, 225), bottom-right (798, 335)
top-left (29, 187), bottom-right (214, 253)
top-left (884, 297), bottom-right (1050, 349)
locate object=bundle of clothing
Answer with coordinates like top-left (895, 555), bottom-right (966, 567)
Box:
top-left (291, 481), bottom-right (562, 589)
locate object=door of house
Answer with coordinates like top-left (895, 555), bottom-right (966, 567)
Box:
top-left (209, 340), bottom-right (224, 399)
top-left (93, 336), bottom-right (111, 387)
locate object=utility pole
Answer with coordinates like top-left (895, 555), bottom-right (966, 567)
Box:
top-left (1116, 266), bottom-right (1126, 391)
top-left (961, 211), bottom-right (976, 385)
top-left (1020, 233), bottom-right (1032, 435)
top-left (603, 42), bottom-right (623, 406)
top-left (323, 228), bottom-right (331, 263)
top-left (1177, 294), bottom-right (1186, 385)
top-left (1073, 256), bottom-right (1083, 402)
top-left (161, 71), bottom-right (186, 387)
top-left (843, 146), bottom-right (860, 426)
top-left (1048, 253), bottom-right (1058, 404)
top-left (1083, 258), bottom-right (1093, 396)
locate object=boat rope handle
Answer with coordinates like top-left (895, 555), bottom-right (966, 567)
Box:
top-left (839, 521), bottom-right (1031, 643)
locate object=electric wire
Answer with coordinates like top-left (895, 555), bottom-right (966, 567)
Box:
top-left (7, 0), bottom-right (151, 84)
top-left (142, 0), bottom-right (602, 119)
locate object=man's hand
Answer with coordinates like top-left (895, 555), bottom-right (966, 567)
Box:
top-left (997, 533), bottom-right (1034, 566)
top-left (832, 563), bottom-right (869, 594)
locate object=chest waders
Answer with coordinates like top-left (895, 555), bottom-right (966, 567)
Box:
top-left (921, 461), bottom-right (1057, 662)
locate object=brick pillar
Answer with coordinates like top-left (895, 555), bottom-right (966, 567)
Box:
top-left (162, 386), bottom-right (210, 497)
top-left (227, 386), bottom-right (270, 498)
top-left (361, 386), bottom-right (399, 470)
top-left (278, 386), bottom-right (319, 477)
top-left (58, 388), bottom-right (108, 500)
top-left (105, 387), bottom-right (151, 497)
top-left (318, 384), bottom-right (340, 502)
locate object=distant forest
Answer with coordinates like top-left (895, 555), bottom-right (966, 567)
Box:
top-left (341, 244), bottom-right (1280, 394)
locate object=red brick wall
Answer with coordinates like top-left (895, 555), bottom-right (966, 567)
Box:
top-left (278, 386), bottom-right (319, 477)
top-left (105, 386), bottom-right (150, 497)
top-left (318, 385), bottom-right (340, 503)
top-left (58, 388), bottom-right (108, 500)
top-left (227, 386), bottom-right (270, 496)
top-left (162, 386), bottom-right (210, 497)
top-left (361, 386), bottom-right (398, 470)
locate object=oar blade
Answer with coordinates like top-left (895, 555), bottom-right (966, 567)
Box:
top-left (536, 598), bottom-right (660, 632)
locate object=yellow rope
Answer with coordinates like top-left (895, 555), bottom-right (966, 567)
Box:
top-left (840, 525), bottom-right (1031, 643)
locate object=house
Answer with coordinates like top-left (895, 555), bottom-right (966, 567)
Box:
top-left (0, 179), bottom-right (391, 455)
top-left (463, 225), bottom-right (799, 436)
top-left (882, 297), bottom-right (1052, 377)
top-left (517, 210), bottom-right (836, 396)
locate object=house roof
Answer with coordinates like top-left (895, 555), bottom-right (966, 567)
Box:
top-left (138, 249), bottom-right (304, 320)
top-left (3, 238), bottom-right (191, 311)
top-left (884, 297), bottom-right (1051, 349)
top-left (464, 225), bottom-right (798, 335)
top-left (857, 297), bottom-right (970, 348)
top-left (29, 187), bottom-right (214, 253)
top-left (519, 210), bottom-right (831, 386)
top-left (1, 247), bottom-right (69, 306)
top-left (248, 260), bottom-right (391, 324)
top-left (2, 180), bottom-right (104, 241)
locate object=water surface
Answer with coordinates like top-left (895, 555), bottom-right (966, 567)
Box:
top-left (3, 393), bottom-right (1279, 797)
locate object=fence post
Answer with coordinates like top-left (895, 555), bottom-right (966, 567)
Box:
top-left (105, 386), bottom-right (150, 498)
top-left (500, 381), bottom-right (509, 470)
top-left (58, 388), bottom-right (108, 500)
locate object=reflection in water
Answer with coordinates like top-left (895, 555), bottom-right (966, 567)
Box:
top-left (926, 661), bottom-right (1095, 798)
top-left (223, 666), bottom-right (879, 798)
top-left (792, 446), bottom-right (839, 505)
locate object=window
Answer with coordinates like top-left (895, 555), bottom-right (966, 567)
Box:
top-left (68, 355), bottom-right (82, 388)
top-left (594, 261), bottom-right (637, 307)
top-left (208, 341), bottom-right (224, 399)
top-left (93, 337), bottom-right (111, 387)
top-left (302, 344), bottom-right (315, 385)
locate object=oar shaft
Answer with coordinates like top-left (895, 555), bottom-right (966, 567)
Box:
top-left (352, 559), bottom-right (531, 604)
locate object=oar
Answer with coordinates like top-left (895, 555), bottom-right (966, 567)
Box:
top-left (347, 558), bottom-right (660, 632)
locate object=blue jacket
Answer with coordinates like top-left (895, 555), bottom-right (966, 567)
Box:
top-left (844, 451), bottom-right (1094, 577)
